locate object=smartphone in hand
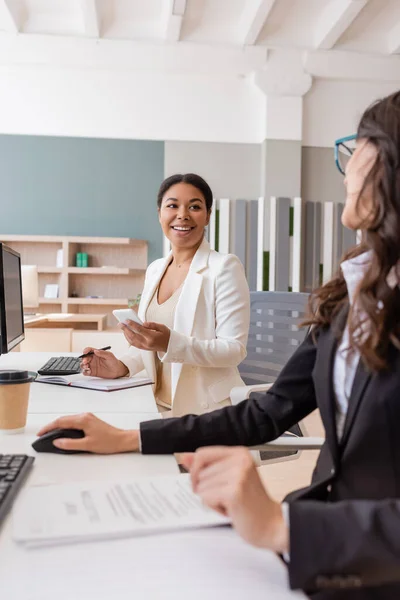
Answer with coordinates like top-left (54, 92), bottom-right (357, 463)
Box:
top-left (112, 308), bottom-right (143, 328)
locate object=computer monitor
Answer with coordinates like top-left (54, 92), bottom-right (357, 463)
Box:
top-left (21, 265), bottom-right (39, 309)
top-left (0, 244), bottom-right (25, 354)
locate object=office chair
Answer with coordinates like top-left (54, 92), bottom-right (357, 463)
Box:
top-left (232, 291), bottom-right (324, 465)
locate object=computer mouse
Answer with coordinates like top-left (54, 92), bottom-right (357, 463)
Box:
top-left (32, 428), bottom-right (88, 454)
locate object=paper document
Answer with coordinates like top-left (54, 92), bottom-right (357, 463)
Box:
top-left (13, 474), bottom-right (230, 548)
top-left (34, 373), bottom-right (153, 392)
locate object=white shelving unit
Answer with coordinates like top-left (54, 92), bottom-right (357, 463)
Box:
top-left (0, 234), bottom-right (148, 325)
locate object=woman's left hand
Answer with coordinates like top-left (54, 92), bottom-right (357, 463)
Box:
top-left (181, 446), bottom-right (289, 554)
top-left (119, 320), bottom-right (171, 353)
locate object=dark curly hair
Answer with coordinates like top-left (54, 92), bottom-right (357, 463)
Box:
top-left (157, 174), bottom-right (213, 212)
top-left (303, 91), bottom-right (400, 371)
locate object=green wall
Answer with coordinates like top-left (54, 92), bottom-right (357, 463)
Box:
top-left (0, 135), bottom-right (164, 263)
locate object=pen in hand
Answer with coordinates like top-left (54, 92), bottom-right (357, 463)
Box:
top-left (78, 346), bottom-right (111, 359)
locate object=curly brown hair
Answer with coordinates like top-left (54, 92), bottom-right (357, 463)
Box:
top-left (303, 91), bottom-right (400, 372)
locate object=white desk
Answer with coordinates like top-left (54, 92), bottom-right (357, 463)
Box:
top-left (0, 353), bottom-right (305, 600)
top-left (0, 352), bottom-right (156, 413)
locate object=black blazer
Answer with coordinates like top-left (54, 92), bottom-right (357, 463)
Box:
top-left (140, 320), bottom-right (400, 599)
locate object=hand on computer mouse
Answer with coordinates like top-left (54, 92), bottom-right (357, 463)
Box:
top-left (36, 413), bottom-right (140, 454)
top-left (32, 428), bottom-right (87, 454)
top-left (80, 347), bottom-right (128, 379)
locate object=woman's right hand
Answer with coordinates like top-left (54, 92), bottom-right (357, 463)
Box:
top-left (80, 348), bottom-right (129, 379)
top-left (37, 413), bottom-right (140, 454)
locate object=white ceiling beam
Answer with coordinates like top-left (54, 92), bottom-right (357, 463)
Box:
top-left (387, 21), bottom-right (400, 54)
top-left (315, 0), bottom-right (368, 50)
top-left (0, 35), bottom-right (268, 77)
top-left (80, 0), bottom-right (99, 38)
top-left (305, 49), bottom-right (400, 82)
top-left (241, 0), bottom-right (277, 46)
top-left (0, 0), bottom-right (19, 32)
top-left (165, 0), bottom-right (186, 43)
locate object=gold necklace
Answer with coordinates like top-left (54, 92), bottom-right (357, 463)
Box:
top-left (173, 257), bottom-right (192, 269)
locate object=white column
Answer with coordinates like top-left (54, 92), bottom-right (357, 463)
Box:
top-left (218, 198), bottom-right (231, 254)
top-left (256, 197), bottom-right (266, 290)
top-left (292, 196), bottom-right (304, 292)
top-left (209, 200), bottom-right (217, 251)
top-left (253, 49), bottom-right (313, 292)
top-left (322, 202), bottom-right (335, 283)
top-left (268, 196), bottom-right (277, 291)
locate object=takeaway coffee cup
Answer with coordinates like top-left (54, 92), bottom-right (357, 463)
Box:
top-left (0, 371), bottom-right (35, 434)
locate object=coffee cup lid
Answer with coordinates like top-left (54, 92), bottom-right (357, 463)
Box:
top-left (0, 370), bottom-right (36, 385)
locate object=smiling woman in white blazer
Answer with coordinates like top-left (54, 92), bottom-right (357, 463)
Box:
top-left (80, 173), bottom-right (250, 417)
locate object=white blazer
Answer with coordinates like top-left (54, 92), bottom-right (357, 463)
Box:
top-left (120, 238), bottom-right (250, 417)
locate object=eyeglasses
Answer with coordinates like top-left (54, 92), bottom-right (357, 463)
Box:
top-left (335, 134), bottom-right (357, 175)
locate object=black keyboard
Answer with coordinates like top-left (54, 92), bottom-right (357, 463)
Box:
top-left (0, 454), bottom-right (34, 527)
top-left (38, 356), bottom-right (81, 376)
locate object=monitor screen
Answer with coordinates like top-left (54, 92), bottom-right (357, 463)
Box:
top-left (0, 244), bottom-right (25, 353)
